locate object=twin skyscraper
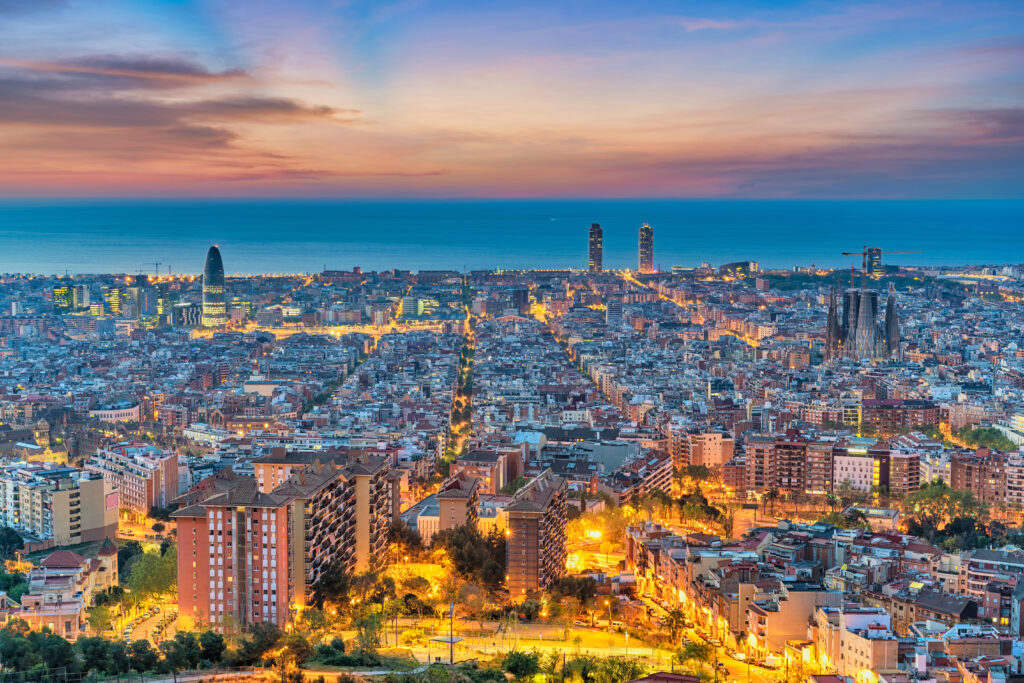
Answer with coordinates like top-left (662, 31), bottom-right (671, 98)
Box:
top-left (588, 222), bottom-right (654, 273)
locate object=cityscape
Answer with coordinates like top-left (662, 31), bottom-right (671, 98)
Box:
top-left (2, 226), bottom-right (1024, 683)
top-left (2, 2), bottom-right (1024, 683)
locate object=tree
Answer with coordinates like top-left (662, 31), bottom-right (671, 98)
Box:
top-left (76, 636), bottom-right (110, 673)
top-left (764, 487), bottom-right (781, 515)
top-left (0, 572), bottom-right (28, 602)
top-left (662, 609), bottom-right (687, 646)
top-left (432, 523), bottom-right (506, 590)
top-left (234, 621), bottom-right (282, 665)
top-left (388, 520), bottom-right (423, 552)
top-left (681, 641), bottom-right (714, 678)
top-left (0, 526), bottom-right (23, 559)
top-left (118, 540), bottom-right (144, 580)
top-left (549, 576), bottom-right (597, 603)
top-left (199, 630), bottom-right (227, 664)
top-left (126, 544), bottom-right (177, 599)
top-left (129, 639), bottom-right (159, 672)
top-left (313, 559), bottom-right (352, 608)
top-left (280, 632), bottom-right (313, 666)
top-left (161, 632), bottom-right (202, 670)
top-left (904, 481), bottom-right (988, 541)
top-left (87, 604), bottom-right (113, 634)
top-left (595, 658), bottom-right (647, 683)
top-left (107, 641), bottom-right (131, 674)
top-left (503, 650), bottom-right (541, 681)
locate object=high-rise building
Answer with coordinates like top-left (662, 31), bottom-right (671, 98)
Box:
top-left (588, 223), bottom-right (603, 272)
top-left (202, 245), bottom-right (227, 327)
top-left (605, 299), bottom-right (623, 326)
top-left (506, 470), bottom-right (567, 596)
top-left (638, 223), bottom-right (654, 273)
top-left (105, 286), bottom-right (123, 316)
top-left (867, 247), bottom-right (884, 277)
top-left (175, 449), bottom-right (393, 631)
top-left (73, 284), bottom-right (90, 310)
top-left (53, 285), bottom-right (73, 313)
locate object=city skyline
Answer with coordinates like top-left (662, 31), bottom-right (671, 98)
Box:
top-left (0, 0), bottom-right (1022, 198)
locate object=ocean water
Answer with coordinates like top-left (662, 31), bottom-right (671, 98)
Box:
top-left (0, 199), bottom-right (1020, 275)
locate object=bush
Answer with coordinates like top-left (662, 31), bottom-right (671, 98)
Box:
top-left (313, 638), bottom-right (383, 668)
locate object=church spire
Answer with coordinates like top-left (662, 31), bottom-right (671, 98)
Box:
top-left (885, 282), bottom-right (900, 358)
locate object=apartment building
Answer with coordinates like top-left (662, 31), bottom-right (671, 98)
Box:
top-left (449, 449), bottom-right (507, 495)
top-left (506, 470), bottom-right (568, 596)
top-left (0, 464), bottom-right (116, 546)
top-left (951, 448), bottom-right (1008, 505)
top-left (85, 442), bottom-right (179, 519)
top-left (175, 450), bottom-right (392, 630)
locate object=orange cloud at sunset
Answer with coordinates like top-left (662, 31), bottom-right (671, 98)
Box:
top-left (0, 0), bottom-right (1021, 197)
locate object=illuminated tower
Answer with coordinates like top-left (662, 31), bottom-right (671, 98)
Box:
top-left (867, 247), bottom-right (883, 277)
top-left (588, 223), bottom-right (603, 272)
top-left (202, 245), bottom-right (227, 327)
top-left (105, 286), bottom-right (123, 316)
top-left (53, 285), bottom-right (73, 313)
top-left (638, 222), bottom-right (654, 273)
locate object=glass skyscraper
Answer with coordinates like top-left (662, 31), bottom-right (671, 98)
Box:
top-left (638, 222), bottom-right (654, 273)
top-left (588, 223), bottom-right (603, 272)
top-left (202, 245), bottom-right (227, 327)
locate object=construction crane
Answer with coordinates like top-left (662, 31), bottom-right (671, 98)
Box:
top-left (142, 262), bottom-right (161, 277)
top-left (841, 246), bottom-right (922, 286)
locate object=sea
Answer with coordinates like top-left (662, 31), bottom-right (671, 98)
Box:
top-left (0, 199), bottom-right (1020, 275)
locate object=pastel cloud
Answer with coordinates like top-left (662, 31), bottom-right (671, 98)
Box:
top-left (0, 0), bottom-right (1021, 197)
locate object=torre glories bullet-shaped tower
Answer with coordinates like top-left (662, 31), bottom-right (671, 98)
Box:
top-left (202, 244), bottom-right (227, 327)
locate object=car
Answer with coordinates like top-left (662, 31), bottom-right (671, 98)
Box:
top-left (572, 619), bottom-right (587, 627)
top-left (152, 607), bottom-right (161, 614)
top-left (142, 612), bottom-right (151, 618)
top-left (611, 620), bottom-right (624, 628)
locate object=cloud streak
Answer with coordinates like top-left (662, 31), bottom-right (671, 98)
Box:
top-left (0, 0), bottom-right (1021, 197)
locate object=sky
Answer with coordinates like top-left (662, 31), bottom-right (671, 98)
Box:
top-left (0, 0), bottom-right (1022, 198)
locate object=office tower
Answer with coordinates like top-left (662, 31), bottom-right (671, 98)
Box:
top-left (867, 247), bottom-right (884, 277)
top-left (885, 284), bottom-right (900, 357)
top-left (638, 223), bottom-right (654, 273)
top-left (73, 284), bottom-right (90, 309)
top-left (824, 288), bottom-right (841, 360)
top-left (511, 287), bottom-right (530, 314)
top-left (588, 223), bottom-right (603, 272)
top-left (606, 299), bottom-right (623, 326)
top-left (506, 470), bottom-right (568, 596)
top-left (53, 285), bottom-right (73, 312)
top-left (202, 245), bottom-right (227, 327)
top-left (105, 286), bottom-right (123, 316)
